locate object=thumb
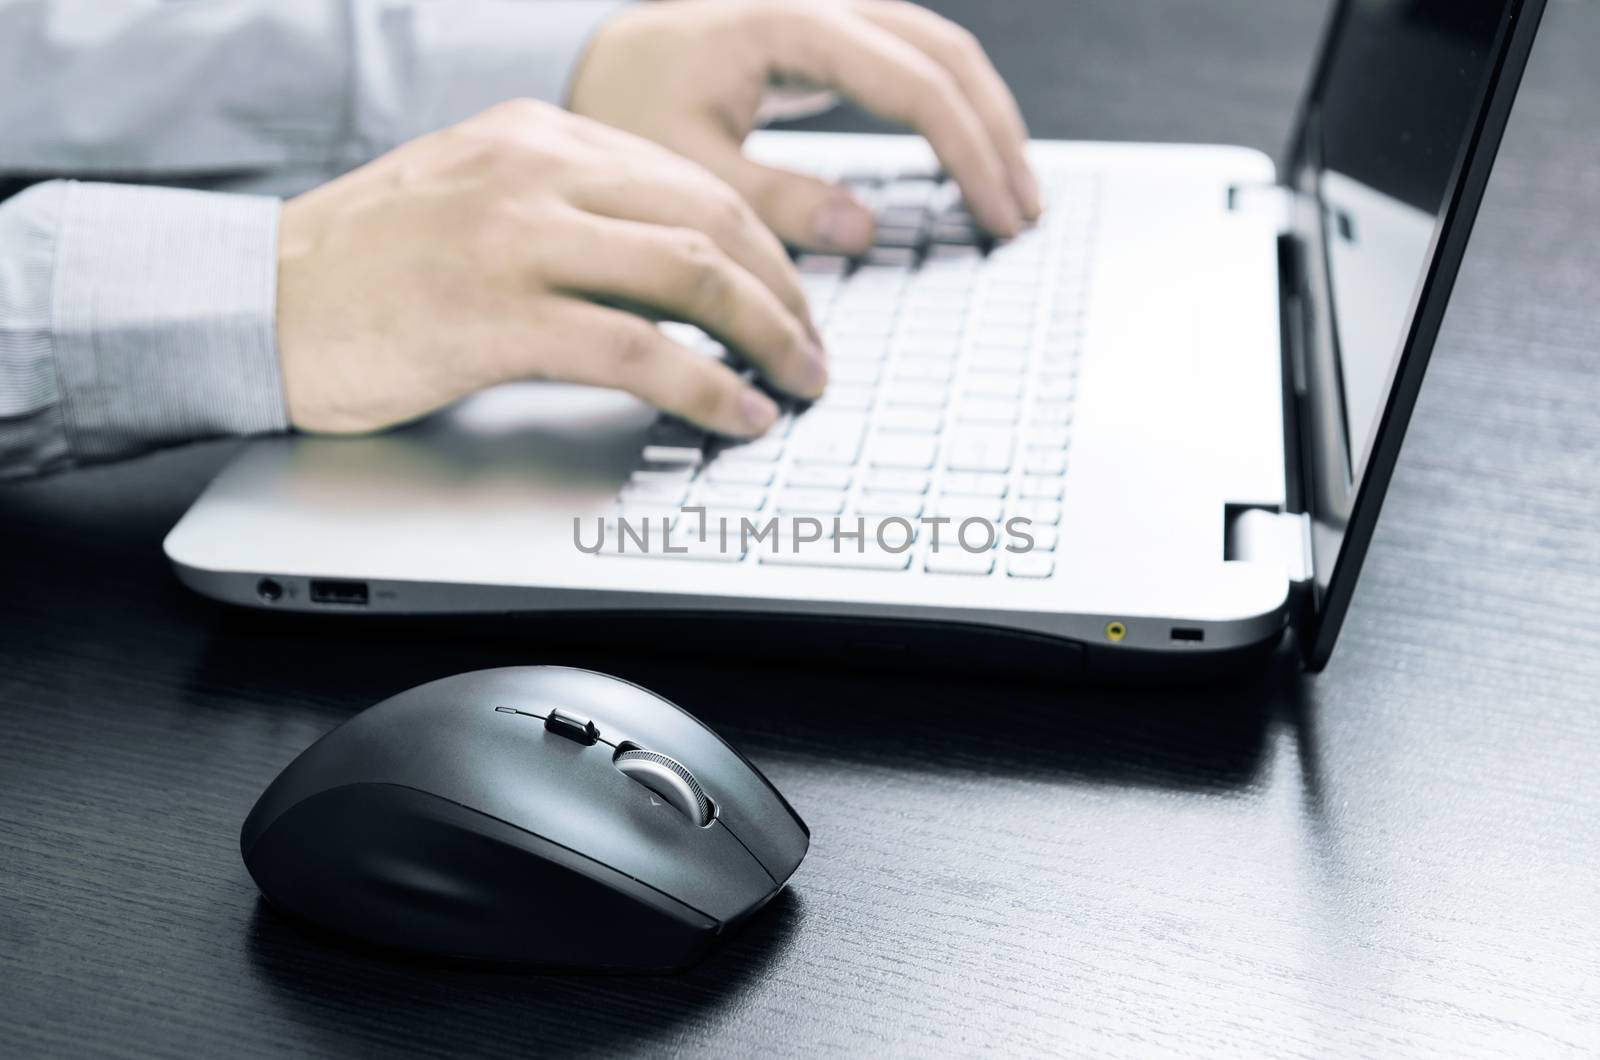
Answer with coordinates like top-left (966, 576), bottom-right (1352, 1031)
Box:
top-left (718, 153), bottom-right (877, 256)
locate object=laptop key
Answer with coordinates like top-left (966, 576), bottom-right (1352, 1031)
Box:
top-left (618, 481), bottom-right (689, 505)
top-left (877, 409), bottom-right (943, 434)
top-left (933, 496), bottom-right (1005, 523)
top-left (1024, 427), bottom-right (1071, 451)
top-left (628, 465), bottom-right (696, 485)
top-left (693, 483), bottom-right (768, 509)
top-left (830, 315), bottom-right (896, 339)
top-left (1006, 553), bottom-right (1055, 579)
top-left (894, 360), bottom-right (956, 383)
top-left (864, 469), bottom-right (931, 494)
top-left (811, 385), bottom-right (877, 412)
top-left (901, 314), bottom-right (965, 337)
top-left (875, 224), bottom-right (926, 249)
top-left (1024, 451), bottom-right (1068, 476)
top-left (964, 374), bottom-right (1025, 398)
top-left (930, 220), bottom-right (981, 245)
top-left (792, 437), bottom-right (865, 465)
top-left (831, 338), bottom-right (892, 362)
top-left (777, 488), bottom-right (847, 515)
top-left (900, 334), bottom-right (963, 358)
top-left (719, 436), bottom-right (786, 462)
top-left (970, 355), bottom-right (1030, 378)
top-left (855, 492), bottom-right (925, 517)
top-left (944, 429), bottom-right (1013, 473)
top-left (704, 462), bottom-right (776, 486)
top-left (956, 399), bottom-right (1022, 424)
top-left (881, 181), bottom-right (938, 209)
top-left (871, 436), bottom-right (939, 469)
top-left (830, 360), bottom-right (883, 385)
top-left (924, 549), bottom-right (996, 576)
top-left (790, 414), bottom-right (867, 465)
top-left (785, 465), bottom-right (853, 490)
top-left (1016, 525), bottom-right (1059, 552)
top-left (866, 246), bottom-right (916, 268)
top-left (883, 381), bottom-right (948, 408)
top-left (640, 445), bottom-right (703, 466)
top-left (941, 472), bottom-right (1008, 498)
top-left (1031, 400), bottom-right (1075, 425)
top-left (1019, 476), bottom-right (1065, 500)
top-left (604, 507), bottom-right (680, 531)
top-left (972, 329), bottom-right (1033, 353)
top-left (1010, 499), bottom-right (1062, 526)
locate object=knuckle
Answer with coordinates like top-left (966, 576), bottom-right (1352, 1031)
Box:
top-left (709, 189), bottom-right (751, 242)
top-left (467, 100), bottom-right (566, 161)
top-left (684, 369), bottom-right (731, 418)
top-left (669, 229), bottom-right (729, 307)
top-left (913, 70), bottom-right (966, 132)
top-left (480, 192), bottom-right (530, 231)
top-left (608, 318), bottom-right (660, 371)
top-left (673, 227), bottom-right (720, 266)
top-left (944, 22), bottom-right (982, 56)
top-left (468, 129), bottom-right (532, 170)
top-left (922, 64), bottom-right (961, 103)
top-left (489, 97), bottom-right (555, 122)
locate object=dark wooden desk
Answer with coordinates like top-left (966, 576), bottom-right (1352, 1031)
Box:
top-left (3, 2), bottom-right (1598, 1055)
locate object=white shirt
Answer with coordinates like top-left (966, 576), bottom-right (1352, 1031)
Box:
top-left (0, 0), bottom-right (621, 478)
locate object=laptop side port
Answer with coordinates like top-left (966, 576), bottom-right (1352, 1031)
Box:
top-left (1169, 627), bottom-right (1205, 643)
top-left (309, 580), bottom-right (369, 606)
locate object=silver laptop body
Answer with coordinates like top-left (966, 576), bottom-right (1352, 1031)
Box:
top-left (165, 0), bottom-right (1547, 675)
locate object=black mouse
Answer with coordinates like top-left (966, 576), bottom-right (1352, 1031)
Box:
top-left (240, 666), bottom-right (808, 970)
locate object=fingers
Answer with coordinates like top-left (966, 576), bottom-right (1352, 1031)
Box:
top-left (764, 6), bottom-right (1022, 236)
top-left (856, 2), bottom-right (1040, 220)
top-left (700, 143), bottom-right (878, 255)
top-left (538, 300), bottom-right (781, 438)
top-left (547, 211), bottom-right (828, 400)
top-left (557, 122), bottom-right (818, 337)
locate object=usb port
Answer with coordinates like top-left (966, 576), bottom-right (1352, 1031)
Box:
top-left (310, 580), bottom-right (369, 606)
top-left (1169, 627), bottom-right (1205, 642)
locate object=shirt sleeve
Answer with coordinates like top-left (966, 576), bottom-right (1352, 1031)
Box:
top-left (0, 0), bottom-right (625, 179)
top-left (0, 180), bottom-right (286, 480)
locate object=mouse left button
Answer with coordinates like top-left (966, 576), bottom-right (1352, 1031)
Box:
top-left (545, 709), bottom-right (599, 745)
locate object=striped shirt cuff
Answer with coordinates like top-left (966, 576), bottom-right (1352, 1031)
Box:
top-left (51, 180), bottom-right (288, 464)
top-left (405, 0), bottom-right (627, 135)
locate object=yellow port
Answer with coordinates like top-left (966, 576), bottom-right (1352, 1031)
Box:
top-left (1105, 621), bottom-right (1127, 642)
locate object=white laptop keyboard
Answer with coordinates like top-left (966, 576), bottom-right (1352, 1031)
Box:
top-left (597, 167), bottom-right (1100, 579)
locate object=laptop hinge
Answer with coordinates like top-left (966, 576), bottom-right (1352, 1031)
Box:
top-left (1226, 183), bottom-right (1294, 234)
top-left (1274, 194), bottom-right (1316, 520)
top-left (1225, 507), bottom-right (1314, 584)
top-left (1285, 510), bottom-right (1314, 583)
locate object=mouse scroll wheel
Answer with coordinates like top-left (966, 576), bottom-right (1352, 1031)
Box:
top-left (614, 749), bottom-right (713, 826)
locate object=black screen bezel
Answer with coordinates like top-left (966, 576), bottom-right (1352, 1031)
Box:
top-left (1283, 0), bottom-right (1548, 671)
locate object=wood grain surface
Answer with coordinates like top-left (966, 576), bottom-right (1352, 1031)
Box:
top-left (3, 2), bottom-right (1598, 1056)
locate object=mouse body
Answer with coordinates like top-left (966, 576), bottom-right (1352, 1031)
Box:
top-left (241, 666), bottom-right (808, 970)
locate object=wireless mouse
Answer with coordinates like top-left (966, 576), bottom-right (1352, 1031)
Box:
top-left (240, 666), bottom-right (808, 970)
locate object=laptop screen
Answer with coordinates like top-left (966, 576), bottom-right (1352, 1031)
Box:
top-left (1313, 0), bottom-right (1517, 478)
top-left (1287, 0), bottom-right (1544, 667)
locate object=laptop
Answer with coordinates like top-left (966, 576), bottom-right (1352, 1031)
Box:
top-left (164, 0), bottom-right (1548, 678)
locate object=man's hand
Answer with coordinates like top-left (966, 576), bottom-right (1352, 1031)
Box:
top-left (276, 100), bottom-right (824, 438)
top-left (569, 0), bottom-right (1040, 255)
